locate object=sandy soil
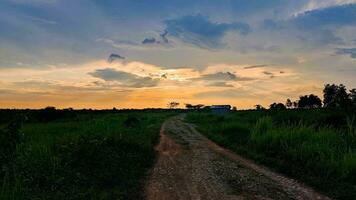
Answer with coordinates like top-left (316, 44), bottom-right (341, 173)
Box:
top-left (145, 116), bottom-right (331, 200)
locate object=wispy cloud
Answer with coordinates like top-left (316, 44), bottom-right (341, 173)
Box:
top-left (244, 64), bottom-right (269, 69)
top-left (335, 48), bottom-right (356, 58)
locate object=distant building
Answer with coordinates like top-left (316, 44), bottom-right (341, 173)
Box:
top-left (210, 105), bottom-right (231, 114)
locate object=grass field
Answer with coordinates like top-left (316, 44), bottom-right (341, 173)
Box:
top-left (0, 110), bottom-right (174, 200)
top-left (186, 109), bottom-right (356, 200)
top-left (2, 108), bottom-right (356, 199)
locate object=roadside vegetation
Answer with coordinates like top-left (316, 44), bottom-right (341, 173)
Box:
top-left (0, 109), bottom-right (174, 200)
top-left (186, 84), bottom-right (356, 200)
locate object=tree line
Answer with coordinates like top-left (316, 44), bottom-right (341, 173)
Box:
top-left (257, 84), bottom-right (356, 110)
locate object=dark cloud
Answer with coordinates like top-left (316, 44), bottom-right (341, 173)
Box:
top-left (194, 72), bottom-right (253, 82)
top-left (335, 48), bottom-right (356, 59)
top-left (160, 30), bottom-right (169, 43)
top-left (260, 4), bottom-right (356, 46)
top-left (142, 37), bottom-right (157, 44)
top-left (108, 53), bottom-right (125, 63)
top-left (244, 64), bottom-right (269, 69)
top-left (262, 71), bottom-right (273, 75)
top-left (293, 4), bottom-right (356, 29)
top-left (142, 31), bottom-right (170, 46)
top-left (161, 73), bottom-right (168, 79)
top-left (262, 71), bottom-right (274, 78)
top-left (89, 68), bottom-right (159, 88)
top-left (164, 14), bottom-right (251, 49)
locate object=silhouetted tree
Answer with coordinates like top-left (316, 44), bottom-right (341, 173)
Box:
top-left (167, 102), bottom-right (180, 109)
top-left (298, 94), bottom-right (322, 109)
top-left (285, 99), bottom-right (293, 109)
top-left (323, 84), bottom-right (351, 108)
top-left (255, 104), bottom-right (265, 110)
top-left (195, 104), bottom-right (205, 109)
top-left (350, 89), bottom-right (356, 107)
top-left (185, 103), bottom-right (193, 109)
top-left (269, 103), bottom-right (286, 110)
top-left (292, 101), bottom-right (298, 108)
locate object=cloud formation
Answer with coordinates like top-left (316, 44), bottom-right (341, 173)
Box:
top-left (293, 4), bottom-right (356, 28)
top-left (194, 72), bottom-right (253, 82)
top-left (89, 68), bottom-right (159, 88)
top-left (164, 15), bottom-right (251, 49)
top-left (335, 48), bottom-right (356, 58)
top-left (142, 31), bottom-right (170, 45)
top-left (108, 53), bottom-right (125, 63)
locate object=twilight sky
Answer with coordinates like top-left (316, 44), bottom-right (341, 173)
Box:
top-left (0, 0), bottom-right (355, 109)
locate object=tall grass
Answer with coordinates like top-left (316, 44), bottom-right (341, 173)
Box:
top-left (186, 110), bottom-right (356, 200)
top-left (1, 112), bottom-right (172, 200)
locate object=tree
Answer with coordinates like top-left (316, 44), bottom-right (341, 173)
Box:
top-left (292, 101), bottom-right (298, 108)
top-left (297, 94), bottom-right (322, 109)
top-left (168, 102), bottom-right (180, 109)
top-left (194, 104), bottom-right (205, 109)
top-left (350, 89), bottom-right (356, 107)
top-left (255, 104), bottom-right (265, 110)
top-left (323, 84), bottom-right (351, 108)
top-left (185, 103), bottom-right (193, 109)
top-left (323, 84), bottom-right (338, 107)
top-left (269, 103), bottom-right (286, 110)
top-left (285, 99), bottom-right (293, 108)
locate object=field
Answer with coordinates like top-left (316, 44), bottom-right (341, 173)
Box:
top-left (1, 108), bottom-right (356, 200)
top-left (186, 109), bottom-right (356, 200)
top-left (0, 109), bottom-right (175, 200)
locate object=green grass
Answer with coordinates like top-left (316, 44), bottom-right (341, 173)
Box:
top-left (186, 109), bottom-right (356, 200)
top-left (1, 111), bottom-right (173, 200)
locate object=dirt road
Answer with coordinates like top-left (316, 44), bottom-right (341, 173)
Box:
top-left (145, 116), bottom-right (331, 200)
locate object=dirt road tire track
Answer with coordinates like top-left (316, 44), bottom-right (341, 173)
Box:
top-left (145, 116), bottom-right (331, 200)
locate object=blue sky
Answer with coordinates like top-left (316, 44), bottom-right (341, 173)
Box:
top-left (0, 0), bottom-right (355, 108)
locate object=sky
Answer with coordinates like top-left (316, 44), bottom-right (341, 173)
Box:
top-left (0, 0), bottom-right (355, 109)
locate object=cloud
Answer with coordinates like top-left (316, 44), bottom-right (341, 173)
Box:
top-left (244, 64), bottom-right (269, 69)
top-left (194, 72), bottom-right (253, 82)
top-left (335, 48), bottom-right (356, 58)
top-left (108, 53), bottom-right (125, 63)
top-left (160, 30), bottom-right (169, 43)
top-left (293, 4), bottom-right (356, 28)
top-left (164, 14), bottom-right (251, 49)
top-left (262, 71), bottom-right (275, 78)
top-left (208, 82), bottom-right (234, 87)
top-left (260, 4), bottom-right (356, 46)
top-left (89, 68), bottom-right (159, 88)
top-left (27, 16), bottom-right (57, 25)
top-left (142, 31), bottom-right (170, 45)
top-left (142, 37), bottom-right (158, 44)
top-left (295, 0), bottom-right (356, 15)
